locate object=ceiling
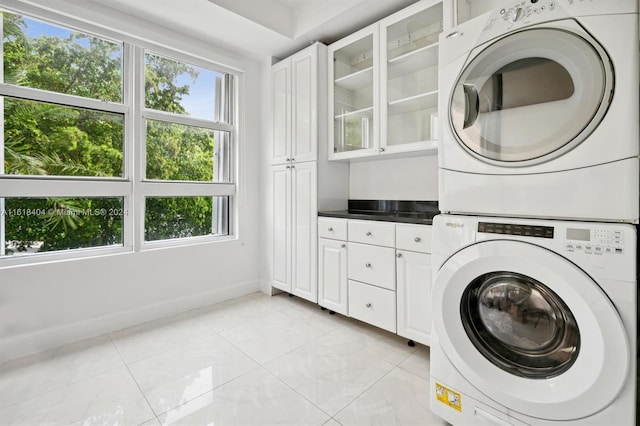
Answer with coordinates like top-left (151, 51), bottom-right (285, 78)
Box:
top-left (84, 0), bottom-right (421, 60)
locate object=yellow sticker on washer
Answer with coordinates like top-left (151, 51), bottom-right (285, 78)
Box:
top-left (435, 382), bottom-right (462, 412)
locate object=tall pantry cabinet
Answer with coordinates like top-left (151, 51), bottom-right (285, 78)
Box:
top-left (270, 43), bottom-right (348, 303)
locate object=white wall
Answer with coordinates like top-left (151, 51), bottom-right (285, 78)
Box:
top-left (349, 155), bottom-right (439, 200)
top-left (0, 0), bottom-right (263, 362)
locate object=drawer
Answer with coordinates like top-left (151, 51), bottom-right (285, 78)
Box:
top-left (348, 242), bottom-right (395, 290)
top-left (348, 220), bottom-right (395, 247)
top-left (396, 224), bottom-right (432, 253)
top-left (318, 217), bottom-right (348, 240)
top-left (348, 280), bottom-right (396, 333)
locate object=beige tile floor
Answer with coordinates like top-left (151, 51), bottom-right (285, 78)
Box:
top-left (0, 292), bottom-right (449, 425)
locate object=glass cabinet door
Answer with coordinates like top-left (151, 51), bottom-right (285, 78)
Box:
top-left (382, 1), bottom-right (443, 152)
top-left (330, 26), bottom-right (378, 157)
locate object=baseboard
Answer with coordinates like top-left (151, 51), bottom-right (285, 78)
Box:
top-left (0, 280), bottom-right (259, 363)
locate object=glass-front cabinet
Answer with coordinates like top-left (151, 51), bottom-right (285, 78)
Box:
top-left (381, 0), bottom-right (443, 154)
top-left (329, 25), bottom-right (379, 160)
top-left (328, 1), bottom-right (445, 161)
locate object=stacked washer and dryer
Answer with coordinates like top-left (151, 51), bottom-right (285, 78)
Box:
top-left (430, 1), bottom-right (639, 425)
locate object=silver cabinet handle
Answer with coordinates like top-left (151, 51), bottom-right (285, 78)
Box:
top-left (365, 263), bottom-right (372, 268)
top-left (415, 237), bottom-right (421, 242)
top-left (286, 165), bottom-right (291, 169)
top-left (397, 252), bottom-right (402, 258)
top-left (340, 244), bottom-right (346, 248)
top-left (366, 303), bottom-right (372, 308)
top-left (291, 164), bottom-right (295, 169)
top-left (366, 231), bottom-right (372, 236)
top-left (328, 227), bottom-right (334, 232)
top-left (285, 158), bottom-right (290, 161)
top-left (379, 147), bottom-right (385, 152)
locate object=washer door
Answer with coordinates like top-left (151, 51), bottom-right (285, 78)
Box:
top-left (432, 240), bottom-right (629, 421)
top-left (450, 20), bottom-right (613, 166)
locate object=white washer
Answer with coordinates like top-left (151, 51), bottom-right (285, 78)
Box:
top-left (438, 0), bottom-right (639, 223)
top-left (430, 214), bottom-right (637, 425)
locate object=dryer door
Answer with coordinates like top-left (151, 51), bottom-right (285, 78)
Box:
top-left (450, 20), bottom-right (613, 166)
top-left (432, 240), bottom-right (629, 421)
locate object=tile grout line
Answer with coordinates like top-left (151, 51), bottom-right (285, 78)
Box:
top-left (0, 335), bottom-right (129, 411)
top-left (107, 333), bottom-right (160, 424)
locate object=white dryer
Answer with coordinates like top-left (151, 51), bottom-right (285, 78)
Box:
top-left (429, 214), bottom-right (637, 425)
top-left (438, 0), bottom-right (639, 223)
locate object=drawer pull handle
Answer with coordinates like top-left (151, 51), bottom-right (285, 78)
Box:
top-left (341, 244), bottom-right (346, 248)
top-left (365, 263), bottom-right (372, 268)
top-left (397, 252), bottom-right (402, 258)
top-left (366, 231), bottom-right (372, 236)
top-left (328, 227), bottom-right (334, 232)
top-left (414, 237), bottom-right (421, 242)
top-left (366, 303), bottom-right (372, 308)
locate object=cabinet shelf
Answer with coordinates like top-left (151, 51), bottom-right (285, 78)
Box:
top-left (388, 90), bottom-right (438, 115)
top-left (388, 43), bottom-right (439, 80)
top-left (335, 106), bottom-right (374, 119)
top-left (334, 66), bottom-right (374, 91)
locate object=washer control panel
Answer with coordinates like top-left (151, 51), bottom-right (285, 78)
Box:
top-left (565, 228), bottom-right (624, 255)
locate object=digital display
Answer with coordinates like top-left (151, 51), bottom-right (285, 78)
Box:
top-left (478, 222), bottom-right (554, 239)
top-left (566, 228), bottom-right (590, 242)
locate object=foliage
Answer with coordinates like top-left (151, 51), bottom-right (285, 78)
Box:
top-left (2, 12), bottom-right (217, 255)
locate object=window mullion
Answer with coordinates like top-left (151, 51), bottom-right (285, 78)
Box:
top-left (122, 42), bottom-right (135, 251)
top-left (133, 45), bottom-right (145, 252)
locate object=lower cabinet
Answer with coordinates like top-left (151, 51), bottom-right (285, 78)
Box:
top-left (317, 217), bottom-right (433, 345)
top-left (318, 237), bottom-right (348, 315)
top-left (396, 249), bottom-right (432, 345)
top-left (271, 162), bottom-right (318, 302)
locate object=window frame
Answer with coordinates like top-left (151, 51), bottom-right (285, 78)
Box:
top-left (0, 4), bottom-right (242, 265)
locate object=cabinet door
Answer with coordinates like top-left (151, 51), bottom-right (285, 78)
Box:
top-left (380, 0), bottom-right (443, 156)
top-left (271, 165), bottom-right (291, 292)
top-left (396, 250), bottom-right (432, 345)
top-left (328, 23), bottom-right (380, 160)
top-left (291, 162), bottom-right (318, 302)
top-left (318, 238), bottom-right (348, 315)
top-left (291, 46), bottom-right (318, 163)
top-left (271, 58), bottom-right (291, 165)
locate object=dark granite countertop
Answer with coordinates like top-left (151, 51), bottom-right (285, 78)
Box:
top-left (318, 200), bottom-right (439, 225)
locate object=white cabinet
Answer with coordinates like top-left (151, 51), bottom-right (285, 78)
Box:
top-left (328, 0), bottom-right (445, 161)
top-left (271, 162), bottom-right (318, 302)
top-left (380, 0), bottom-right (443, 155)
top-left (396, 224), bottom-right (433, 346)
top-left (318, 218), bottom-right (433, 341)
top-left (328, 24), bottom-right (380, 160)
top-left (270, 42), bottom-right (349, 302)
top-left (318, 235), bottom-right (348, 315)
top-left (271, 43), bottom-right (324, 165)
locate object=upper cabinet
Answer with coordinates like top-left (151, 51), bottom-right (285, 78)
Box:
top-left (328, 25), bottom-right (380, 160)
top-left (381, 1), bottom-right (443, 155)
top-left (271, 43), bottom-right (325, 165)
top-left (328, 0), bottom-right (445, 161)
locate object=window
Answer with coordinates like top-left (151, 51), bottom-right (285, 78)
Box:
top-left (0, 9), bottom-right (237, 262)
top-left (141, 51), bottom-right (234, 244)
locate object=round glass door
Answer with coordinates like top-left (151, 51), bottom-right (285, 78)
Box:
top-left (461, 271), bottom-right (580, 379)
top-left (450, 25), bottom-right (613, 165)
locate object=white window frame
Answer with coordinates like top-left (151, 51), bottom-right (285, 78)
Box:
top-left (0, 4), bottom-right (242, 265)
